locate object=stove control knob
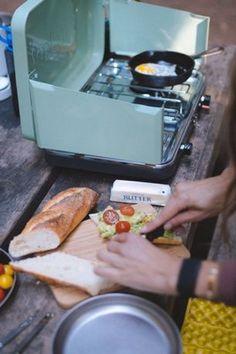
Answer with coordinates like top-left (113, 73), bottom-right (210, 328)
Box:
top-left (199, 95), bottom-right (211, 112)
top-left (180, 143), bottom-right (192, 155)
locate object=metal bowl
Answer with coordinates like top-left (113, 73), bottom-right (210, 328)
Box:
top-left (0, 248), bottom-right (17, 309)
top-left (53, 293), bottom-right (182, 354)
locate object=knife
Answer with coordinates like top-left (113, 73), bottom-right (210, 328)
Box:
top-left (144, 225), bottom-right (165, 242)
top-left (8, 312), bottom-right (54, 354)
top-left (0, 313), bottom-right (37, 349)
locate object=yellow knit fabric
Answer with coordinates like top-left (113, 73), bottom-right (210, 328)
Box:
top-left (181, 298), bottom-right (236, 354)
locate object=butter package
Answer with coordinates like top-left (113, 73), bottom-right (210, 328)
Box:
top-left (110, 179), bottom-right (171, 206)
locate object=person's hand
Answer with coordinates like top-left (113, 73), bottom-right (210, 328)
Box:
top-left (141, 167), bottom-right (234, 233)
top-left (95, 233), bottom-right (182, 295)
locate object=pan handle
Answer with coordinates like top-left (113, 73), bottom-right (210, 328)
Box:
top-left (191, 46), bottom-right (224, 60)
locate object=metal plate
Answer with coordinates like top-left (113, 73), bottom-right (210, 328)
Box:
top-left (0, 248), bottom-right (17, 309)
top-left (53, 293), bottom-right (182, 354)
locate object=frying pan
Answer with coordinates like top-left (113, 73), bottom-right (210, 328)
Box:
top-left (129, 46), bottom-right (224, 88)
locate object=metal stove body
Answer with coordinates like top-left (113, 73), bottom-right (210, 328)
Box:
top-left (12, 0), bottom-right (210, 181)
top-left (75, 56), bottom-right (209, 179)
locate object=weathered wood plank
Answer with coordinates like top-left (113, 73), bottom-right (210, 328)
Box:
top-left (0, 99), bottom-right (55, 245)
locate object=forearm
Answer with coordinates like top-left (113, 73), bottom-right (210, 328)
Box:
top-left (220, 165), bottom-right (235, 192)
top-left (206, 166), bottom-right (235, 215)
top-left (142, 167), bottom-right (235, 234)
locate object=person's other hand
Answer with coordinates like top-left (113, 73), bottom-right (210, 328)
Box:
top-left (142, 167), bottom-right (233, 233)
top-left (95, 233), bottom-right (182, 295)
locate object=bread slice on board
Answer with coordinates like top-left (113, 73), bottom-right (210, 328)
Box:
top-left (11, 252), bottom-right (114, 296)
top-left (9, 187), bottom-right (99, 258)
top-left (153, 236), bottom-right (182, 245)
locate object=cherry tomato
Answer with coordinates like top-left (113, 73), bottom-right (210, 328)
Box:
top-left (119, 204), bottom-right (135, 216)
top-left (103, 209), bottom-right (120, 225)
top-left (115, 221), bottom-right (131, 233)
top-left (0, 274), bottom-right (13, 289)
top-left (0, 264), bottom-right (4, 275)
top-left (0, 288), bottom-right (5, 302)
top-left (4, 264), bottom-right (14, 276)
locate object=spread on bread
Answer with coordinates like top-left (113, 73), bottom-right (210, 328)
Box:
top-left (90, 203), bottom-right (182, 245)
top-left (152, 230), bottom-right (182, 246)
top-left (89, 204), bottom-right (157, 239)
top-left (9, 187), bottom-right (99, 258)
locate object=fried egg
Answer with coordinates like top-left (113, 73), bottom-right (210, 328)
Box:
top-left (135, 63), bottom-right (177, 76)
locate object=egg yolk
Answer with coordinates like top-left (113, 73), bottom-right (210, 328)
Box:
top-left (135, 64), bottom-right (157, 75)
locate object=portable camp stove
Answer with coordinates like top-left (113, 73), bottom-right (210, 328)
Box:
top-left (44, 56), bottom-right (210, 180)
top-left (12, 0), bottom-right (210, 181)
top-left (82, 57), bottom-right (209, 164)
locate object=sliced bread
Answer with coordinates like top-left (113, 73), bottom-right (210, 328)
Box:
top-left (11, 252), bottom-right (114, 296)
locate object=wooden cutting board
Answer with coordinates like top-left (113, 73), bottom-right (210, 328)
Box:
top-left (49, 204), bottom-right (190, 308)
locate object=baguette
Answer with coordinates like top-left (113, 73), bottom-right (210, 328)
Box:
top-left (9, 187), bottom-right (99, 258)
top-left (10, 252), bottom-right (114, 296)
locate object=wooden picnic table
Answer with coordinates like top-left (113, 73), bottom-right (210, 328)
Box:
top-left (0, 45), bottom-right (235, 354)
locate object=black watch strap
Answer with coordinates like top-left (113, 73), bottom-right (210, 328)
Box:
top-left (177, 259), bottom-right (202, 297)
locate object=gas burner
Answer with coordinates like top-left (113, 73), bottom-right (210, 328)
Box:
top-left (130, 79), bottom-right (189, 99)
top-left (130, 79), bottom-right (165, 95)
top-left (130, 80), bottom-right (189, 110)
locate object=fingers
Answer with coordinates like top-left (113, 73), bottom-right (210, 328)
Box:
top-left (107, 238), bottom-right (123, 253)
top-left (94, 264), bottom-right (120, 280)
top-left (141, 218), bottom-right (165, 234)
top-left (97, 247), bottom-right (124, 269)
top-left (155, 209), bottom-right (201, 231)
top-left (141, 197), bottom-right (187, 233)
top-left (113, 233), bottom-right (128, 243)
top-left (96, 233), bottom-right (141, 270)
top-left (95, 238), bottom-right (129, 283)
top-left (166, 209), bottom-right (205, 227)
top-left (172, 225), bottom-right (186, 236)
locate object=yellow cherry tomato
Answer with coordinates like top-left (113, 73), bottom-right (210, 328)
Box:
top-left (0, 274), bottom-right (13, 289)
top-left (4, 264), bottom-right (14, 276)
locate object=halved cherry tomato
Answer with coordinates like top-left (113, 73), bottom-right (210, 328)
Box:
top-left (103, 209), bottom-right (120, 225)
top-left (0, 264), bottom-right (4, 275)
top-left (119, 204), bottom-right (135, 216)
top-left (0, 288), bottom-right (5, 302)
top-left (115, 221), bottom-right (131, 233)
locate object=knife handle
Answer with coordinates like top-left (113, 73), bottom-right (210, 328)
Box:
top-left (145, 226), bottom-right (165, 241)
